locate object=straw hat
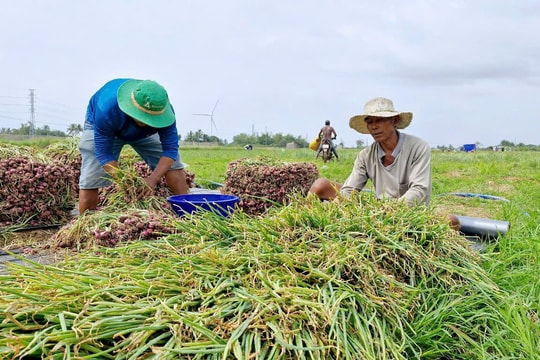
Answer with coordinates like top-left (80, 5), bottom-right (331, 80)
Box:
top-left (117, 79), bottom-right (176, 128)
top-left (349, 97), bottom-right (413, 134)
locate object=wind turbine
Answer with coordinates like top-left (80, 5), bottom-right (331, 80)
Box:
top-left (192, 99), bottom-right (219, 137)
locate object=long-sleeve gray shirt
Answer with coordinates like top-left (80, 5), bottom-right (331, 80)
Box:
top-left (340, 132), bottom-right (432, 206)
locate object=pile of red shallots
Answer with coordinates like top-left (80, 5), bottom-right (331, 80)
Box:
top-left (220, 157), bottom-right (319, 216)
top-left (0, 157), bottom-right (79, 227)
top-left (52, 209), bottom-right (177, 248)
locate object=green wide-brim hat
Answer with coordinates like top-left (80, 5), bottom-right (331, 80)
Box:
top-left (117, 79), bottom-right (176, 128)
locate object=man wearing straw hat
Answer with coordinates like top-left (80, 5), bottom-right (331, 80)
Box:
top-left (309, 97), bottom-right (461, 229)
top-left (309, 97), bottom-right (431, 206)
top-left (77, 78), bottom-right (189, 214)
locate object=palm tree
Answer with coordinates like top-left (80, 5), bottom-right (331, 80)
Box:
top-left (67, 123), bottom-right (83, 137)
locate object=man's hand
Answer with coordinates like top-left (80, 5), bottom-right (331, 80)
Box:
top-left (137, 176), bottom-right (158, 199)
top-left (103, 161), bottom-right (120, 177)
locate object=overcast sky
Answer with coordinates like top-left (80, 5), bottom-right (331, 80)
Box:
top-left (1, 0), bottom-right (539, 148)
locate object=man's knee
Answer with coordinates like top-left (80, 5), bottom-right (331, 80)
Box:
top-left (310, 178), bottom-right (330, 191)
top-left (309, 178), bottom-right (338, 200)
top-left (165, 169), bottom-right (189, 194)
top-left (309, 178), bottom-right (331, 197)
top-left (79, 188), bottom-right (99, 214)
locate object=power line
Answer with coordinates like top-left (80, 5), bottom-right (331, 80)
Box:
top-left (0, 115), bottom-right (27, 121)
top-left (0, 111), bottom-right (28, 114)
top-left (0, 96), bottom-right (27, 99)
top-left (39, 98), bottom-right (79, 111)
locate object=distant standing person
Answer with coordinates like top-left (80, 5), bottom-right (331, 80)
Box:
top-left (78, 78), bottom-right (189, 214)
top-left (316, 120), bottom-right (339, 159)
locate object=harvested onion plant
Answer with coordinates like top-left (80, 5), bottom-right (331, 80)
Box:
top-left (0, 144), bottom-right (43, 161)
top-left (51, 209), bottom-right (177, 249)
top-left (99, 161), bottom-right (195, 207)
top-left (51, 165), bottom-right (179, 249)
top-left (42, 137), bottom-right (80, 161)
top-left (99, 164), bottom-right (167, 211)
top-left (1, 193), bottom-right (537, 359)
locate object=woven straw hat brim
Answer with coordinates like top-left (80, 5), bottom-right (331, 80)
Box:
top-left (349, 112), bottom-right (413, 134)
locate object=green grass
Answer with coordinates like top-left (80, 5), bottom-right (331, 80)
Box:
top-left (0, 136), bottom-right (68, 148)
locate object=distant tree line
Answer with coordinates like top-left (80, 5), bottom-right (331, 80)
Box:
top-left (1, 122), bottom-right (83, 137)
top-left (436, 139), bottom-right (539, 152)
top-left (231, 132), bottom-right (308, 148)
top-left (497, 140), bottom-right (539, 150)
top-left (177, 130), bottom-right (310, 148)
top-left (182, 130), bottom-right (227, 145)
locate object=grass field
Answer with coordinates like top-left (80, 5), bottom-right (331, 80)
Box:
top-left (1, 144), bottom-right (539, 358)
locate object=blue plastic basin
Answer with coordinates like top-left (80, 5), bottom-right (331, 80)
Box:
top-left (167, 193), bottom-right (240, 217)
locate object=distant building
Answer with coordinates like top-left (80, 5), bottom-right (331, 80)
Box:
top-left (286, 142), bottom-right (300, 149)
top-left (180, 141), bottom-right (219, 147)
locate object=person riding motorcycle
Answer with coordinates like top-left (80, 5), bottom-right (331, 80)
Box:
top-left (316, 120), bottom-right (339, 160)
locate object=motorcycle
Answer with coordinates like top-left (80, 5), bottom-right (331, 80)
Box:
top-left (320, 138), bottom-right (335, 163)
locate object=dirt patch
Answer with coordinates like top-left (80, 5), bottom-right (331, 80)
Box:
top-left (431, 194), bottom-right (507, 221)
top-left (485, 180), bottom-right (516, 196)
top-left (434, 203), bottom-right (496, 220)
top-left (446, 170), bottom-right (467, 178)
top-left (0, 227), bottom-right (72, 274)
top-left (2, 227), bottom-right (58, 249)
